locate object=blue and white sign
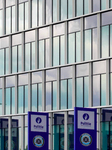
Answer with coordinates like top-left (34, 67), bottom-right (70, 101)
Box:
top-left (74, 107), bottom-right (97, 150)
top-left (28, 112), bottom-right (48, 150)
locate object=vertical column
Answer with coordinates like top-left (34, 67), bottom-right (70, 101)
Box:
top-left (2, 77), bottom-right (5, 115)
top-left (57, 0), bottom-right (60, 21)
top-left (2, 0), bottom-right (5, 35)
top-left (106, 59), bottom-right (109, 105)
top-left (22, 32), bottom-right (25, 71)
top-left (73, 0), bottom-right (76, 17)
top-left (97, 13), bottom-right (100, 59)
top-left (35, 29), bottom-right (39, 69)
top-left (72, 65), bottom-right (75, 108)
top-left (89, 0), bottom-right (92, 13)
top-left (42, 0), bottom-right (46, 25)
top-left (65, 22), bottom-right (68, 64)
top-left (8, 117), bottom-right (11, 150)
top-left (106, 0), bottom-right (109, 9)
top-left (49, 25), bottom-right (53, 67)
top-left (28, 72), bottom-right (31, 111)
top-left (42, 70), bottom-right (45, 111)
top-left (97, 109), bottom-right (101, 150)
top-left (15, 75), bottom-right (18, 114)
top-left (21, 115), bottom-right (25, 150)
top-left (9, 35), bottom-right (11, 74)
top-left (64, 112), bottom-right (68, 150)
top-left (15, 0), bottom-right (18, 32)
top-left (57, 68), bottom-right (60, 110)
top-left (81, 18), bottom-right (83, 61)
top-left (49, 112), bottom-right (53, 150)
top-left (89, 62), bottom-right (92, 107)
top-left (28, 0), bottom-right (31, 28)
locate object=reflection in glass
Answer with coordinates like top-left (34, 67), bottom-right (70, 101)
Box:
top-left (93, 75), bottom-right (100, 106)
top-left (46, 0), bottom-right (52, 24)
top-left (76, 32), bottom-right (81, 62)
top-left (110, 0), bottom-right (112, 8)
top-left (32, 0), bottom-right (37, 27)
top-left (53, 37), bottom-right (59, 66)
top-left (0, 10), bottom-right (3, 36)
top-left (32, 42), bottom-right (35, 70)
top-left (68, 33), bottom-right (75, 64)
top-left (38, 83), bottom-right (42, 111)
top-left (110, 74), bottom-right (112, 104)
top-left (53, 0), bottom-right (57, 22)
top-left (12, 6), bottom-right (15, 33)
top-left (68, 79), bottom-right (72, 109)
top-left (60, 36), bottom-right (65, 65)
top-left (25, 43), bottom-right (30, 71)
top-left (25, 2), bottom-right (28, 29)
top-left (84, 77), bottom-right (89, 107)
top-left (68, 0), bottom-right (73, 19)
top-left (12, 46), bottom-right (17, 73)
top-left (68, 19), bottom-right (80, 33)
top-left (84, 15), bottom-right (97, 29)
top-left (93, 61), bottom-right (106, 74)
top-left (0, 49), bottom-right (4, 75)
top-left (6, 7), bottom-right (11, 34)
top-left (61, 66), bottom-right (72, 79)
top-left (101, 74), bottom-right (106, 106)
top-left (61, 80), bottom-right (67, 109)
top-left (46, 39), bottom-right (50, 67)
top-left (93, 28), bottom-right (98, 59)
top-left (53, 81), bottom-right (57, 110)
top-left (101, 26), bottom-right (109, 58)
top-left (84, 29), bottom-right (91, 61)
top-left (32, 72), bottom-right (42, 83)
top-left (76, 78), bottom-right (83, 107)
top-left (0, 89), bottom-right (2, 115)
top-left (76, 63), bottom-right (89, 77)
top-left (19, 3), bottom-right (24, 31)
top-left (39, 0), bottom-right (42, 26)
top-left (18, 86), bottom-right (23, 113)
top-left (84, 0), bottom-right (89, 14)
top-left (61, 0), bottom-right (67, 20)
top-left (5, 48), bottom-right (9, 74)
top-left (110, 25), bottom-right (112, 56)
top-left (76, 0), bottom-right (83, 16)
top-left (46, 82), bottom-right (52, 111)
top-left (18, 45), bottom-right (22, 72)
top-left (32, 84), bottom-right (37, 111)
top-left (39, 40), bottom-right (44, 68)
top-left (18, 74), bottom-right (28, 86)
top-left (39, 27), bottom-right (49, 40)
top-left (93, 0), bottom-right (100, 12)
top-left (46, 69), bottom-right (57, 82)
top-left (101, 0), bottom-right (106, 10)
top-left (102, 11), bottom-right (112, 26)
top-left (25, 85), bottom-right (28, 113)
top-left (53, 23), bottom-right (64, 36)
top-left (67, 124), bottom-right (74, 150)
top-left (12, 87), bottom-right (15, 114)
top-left (25, 127), bottom-right (28, 149)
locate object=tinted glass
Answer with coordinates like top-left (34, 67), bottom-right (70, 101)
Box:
top-left (68, 19), bottom-right (80, 33)
top-left (84, 15), bottom-right (97, 29)
top-left (76, 63), bottom-right (89, 77)
top-left (46, 69), bottom-right (57, 81)
top-left (102, 11), bottom-right (112, 26)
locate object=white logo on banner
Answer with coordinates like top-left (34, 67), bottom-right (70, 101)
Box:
top-left (78, 111), bottom-right (94, 130)
top-left (31, 115), bottom-right (47, 132)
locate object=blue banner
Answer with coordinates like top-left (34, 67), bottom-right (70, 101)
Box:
top-left (28, 112), bottom-right (48, 150)
top-left (74, 107), bottom-right (97, 150)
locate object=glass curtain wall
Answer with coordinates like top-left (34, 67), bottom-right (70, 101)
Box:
top-left (0, 2), bottom-right (3, 36)
top-left (0, 78), bottom-right (2, 115)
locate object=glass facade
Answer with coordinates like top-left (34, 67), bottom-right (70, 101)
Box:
top-left (0, 0), bottom-right (112, 150)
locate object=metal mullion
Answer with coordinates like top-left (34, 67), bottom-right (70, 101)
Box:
top-left (42, 0), bottom-right (46, 25)
top-left (15, 0), bottom-right (18, 32)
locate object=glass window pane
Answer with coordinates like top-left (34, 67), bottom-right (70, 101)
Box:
top-left (25, 85), bottom-right (28, 113)
top-left (0, 0), bottom-right (3, 9)
top-left (0, 49), bottom-right (4, 75)
top-left (84, 77), bottom-right (89, 107)
top-left (76, 32), bottom-right (81, 62)
top-left (53, 0), bottom-right (57, 22)
top-left (84, 0), bottom-right (89, 14)
top-left (61, 0), bottom-right (67, 20)
top-left (5, 88), bottom-right (11, 115)
top-left (32, 0), bottom-right (37, 27)
top-left (0, 10), bottom-right (3, 36)
top-left (68, 0), bottom-right (73, 19)
top-left (76, 0), bottom-right (83, 16)
top-left (53, 81), bottom-right (57, 110)
top-left (110, 0), bottom-right (112, 8)
top-left (53, 23), bottom-right (65, 36)
top-left (0, 37), bottom-right (9, 49)
top-left (18, 86), bottom-right (23, 113)
top-left (60, 35), bottom-right (65, 65)
top-left (46, 69), bottom-right (57, 82)
top-left (25, 2), bottom-right (28, 29)
top-left (46, 0), bottom-right (52, 24)
top-left (25, 30), bottom-right (35, 43)
top-left (93, 61), bottom-right (106, 74)
top-left (102, 11), bottom-right (112, 26)
top-left (84, 29), bottom-right (91, 61)
top-left (39, 40), bottom-right (44, 69)
top-left (24, 127), bottom-right (28, 149)
top-left (32, 84), bottom-right (37, 111)
top-left (76, 63), bottom-right (89, 77)
top-left (61, 66), bottom-right (72, 79)
top-left (46, 82), bottom-right (52, 111)
top-left (61, 80), bottom-right (67, 109)
top-left (18, 74), bottom-right (28, 86)
top-left (39, 27), bottom-right (49, 40)
top-left (19, 3), bottom-right (24, 31)
top-left (0, 78), bottom-right (2, 88)
top-left (18, 45), bottom-right (22, 72)
top-left (101, 0), bottom-right (106, 10)
top-left (6, 7), bottom-right (11, 34)
top-left (101, 26), bottom-right (109, 58)
top-left (110, 25), bottom-right (112, 56)
top-left (76, 78), bottom-right (83, 107)
top-left (6, 76), bottom-right (15, 87)
top-left (110, 73), bottom-right (112, 104)
top-left (32, 72), bottom-right (42, 83)
top-left (38, 83), bottom-right (42, 111)
top-left (84, 15), bottom-right (97, 29)
top-left (6, 0), bottom-right (15, 7)
top-left (101, 74), bottom-right (106, 106)
top-left (12, 6), bottom-right (15, 33)
top-left (12, 87), bottom-right (15, 114)
top-left (93, 0), bottom-right (100, 12)
top-left (68, 19), bottom-right (80, 33)
top-left (93, 75), bottom-right (100, 106)
top-left (5, 48), bottom-right (9, 74)
top-left (46, 39), bottom-right (50, 67)
top-left (68, 79), bottom-right (72, 109)
top-left (0, 89), bottom-right (2, 115)
top-left (12, 34), bottom-right (22, 46)
top-left (32, 42), bottom-right (35, 70)
top-left (25, 43), bottom-right (30, 71)
top-left (53, 37), bottom-right (59, 66)
top-left (12, 46), bottom-right (17, 73)
top-left (93, 28), bottom-right (98, 59)
top-left (39, 0), bottom-right (42, 26)
top-left (68, 33), bottom-right (75, 64)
